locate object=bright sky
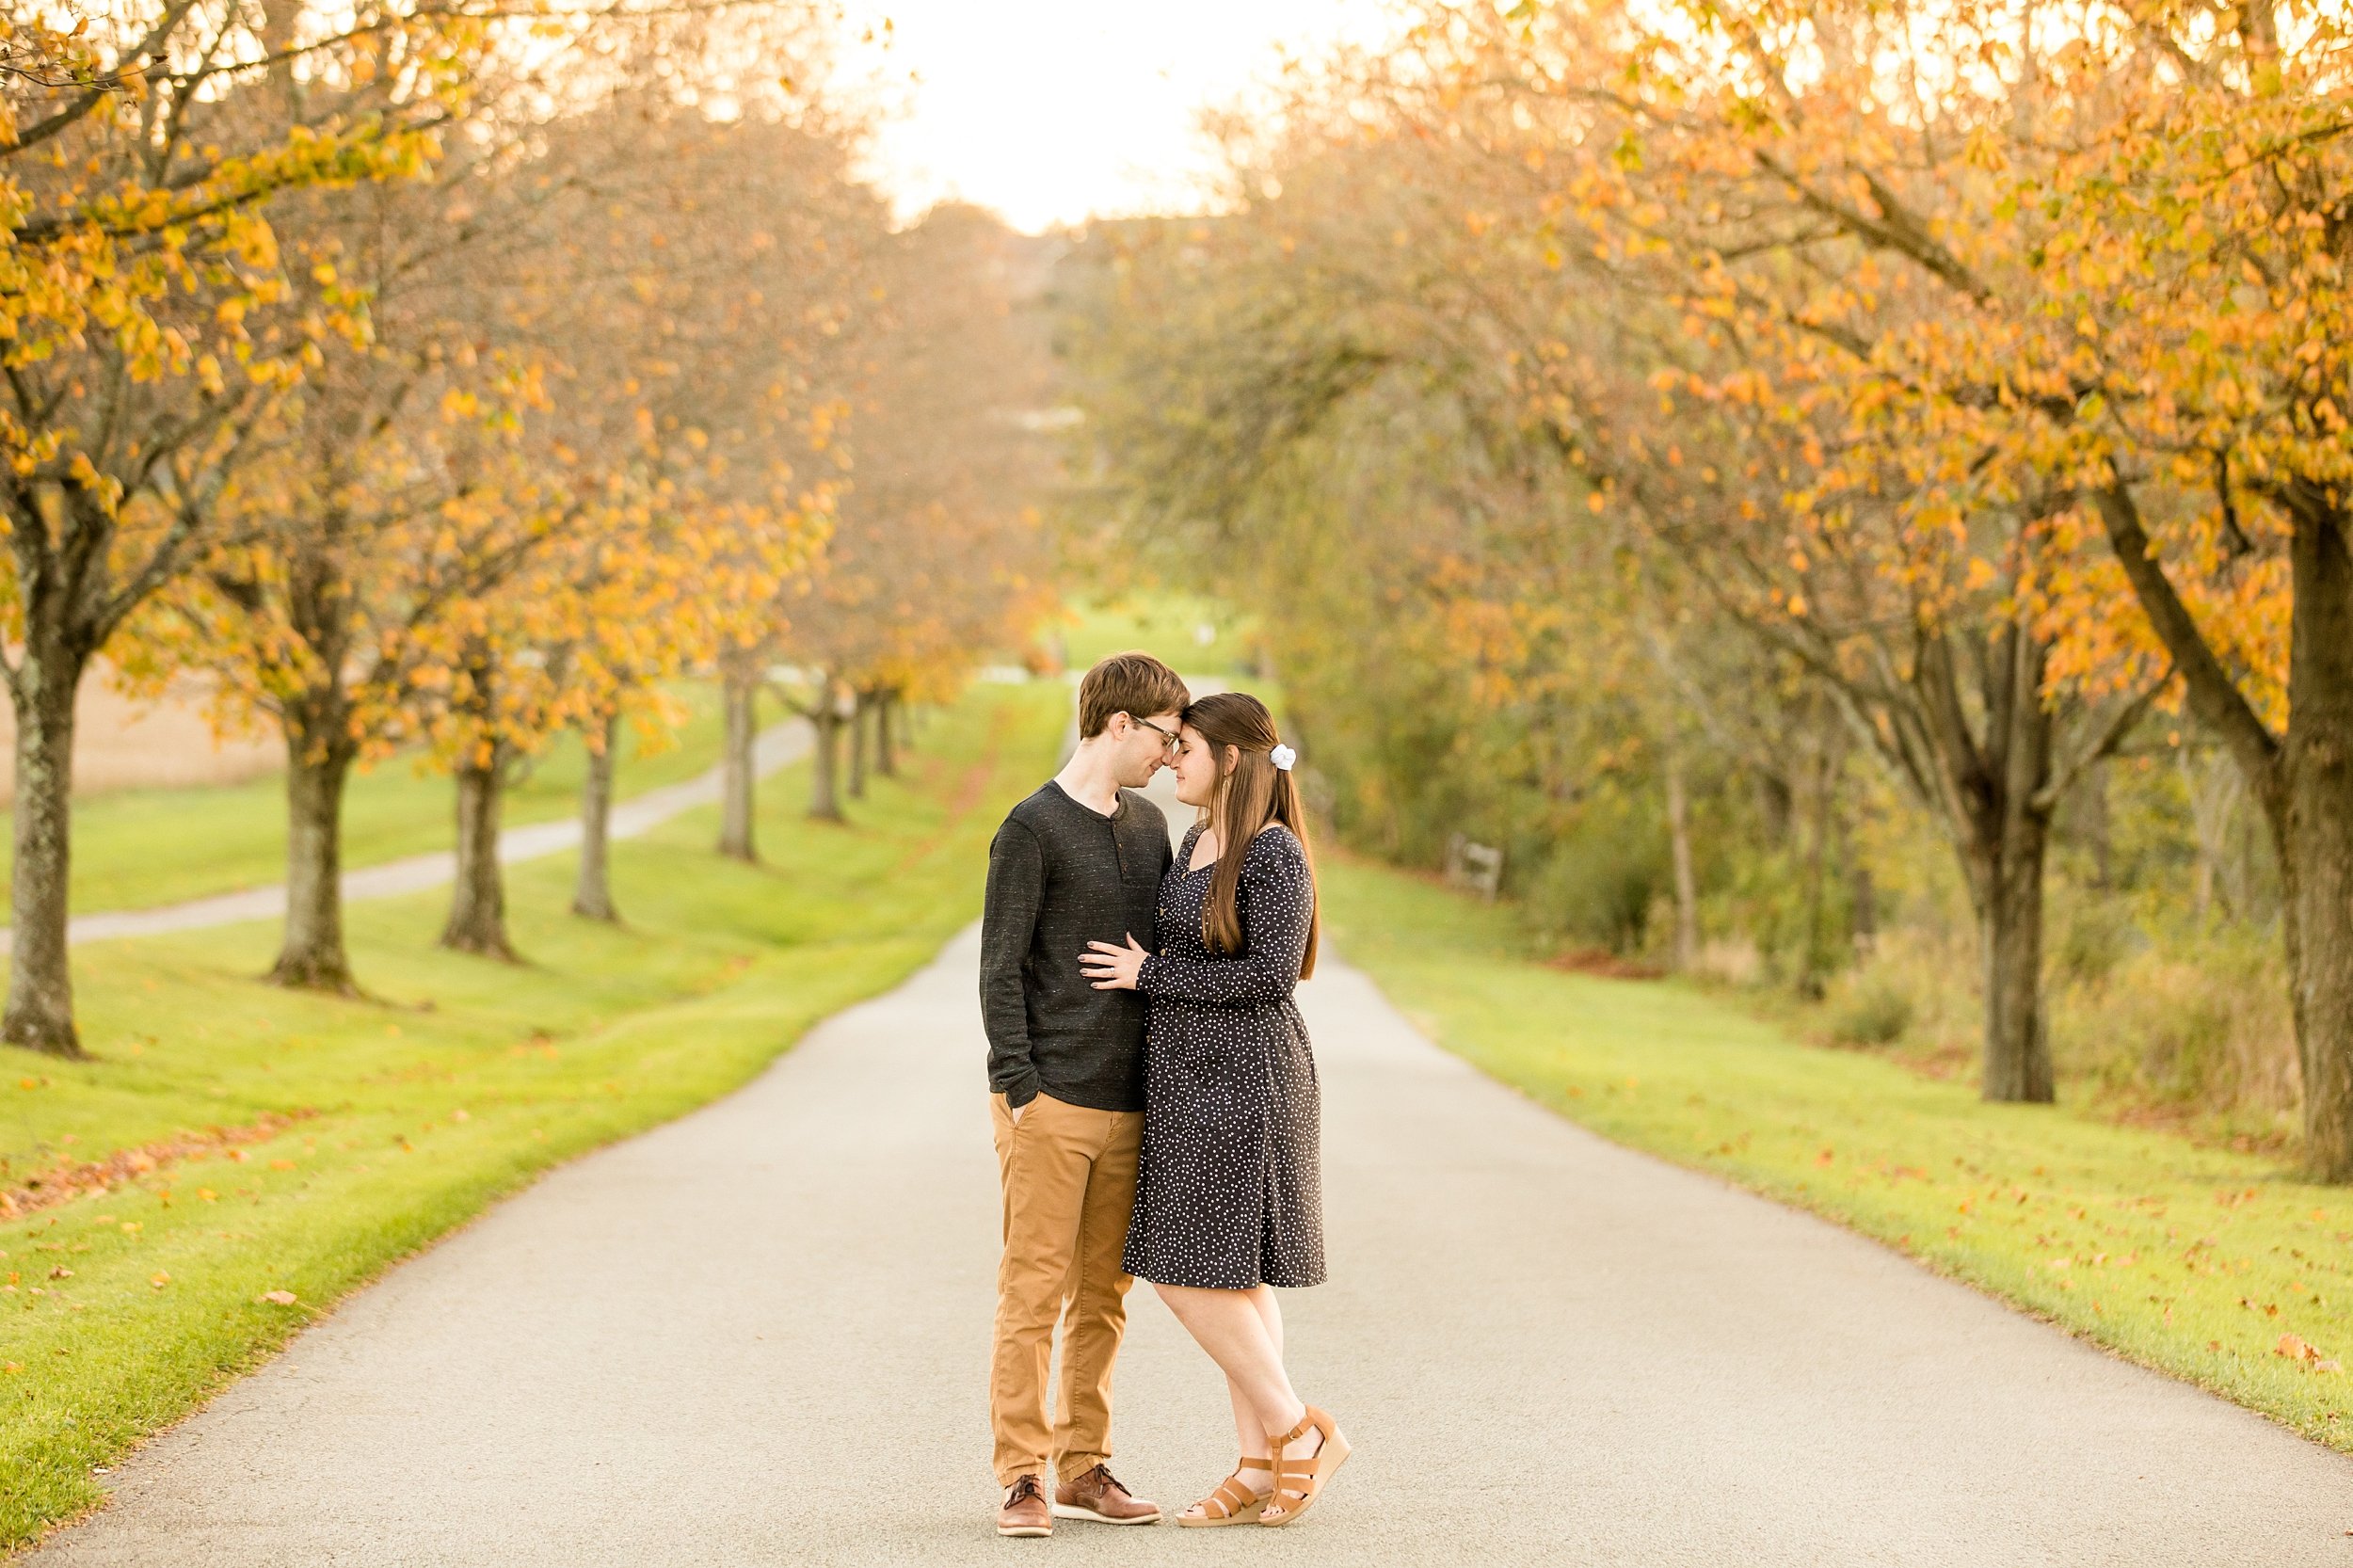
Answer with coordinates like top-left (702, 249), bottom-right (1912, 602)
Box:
top-left (837, 1), bottom-right (1400, 232)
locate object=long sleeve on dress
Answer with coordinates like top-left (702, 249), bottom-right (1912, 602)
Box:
top-left (980, 820), bottom-right (1045, 1106)
top-left (1137, 828), bottom-right (1312, 1007)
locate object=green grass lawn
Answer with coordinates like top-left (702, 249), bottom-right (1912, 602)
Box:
top-left (1059, 596), bottom-right (1260, 679)
top-left (1323, 853), bottom-right (2353, 1455)
top-left (9, 685), bottom-right (730, 916)
top-left (0, 680), bottom-right (1066, 1551)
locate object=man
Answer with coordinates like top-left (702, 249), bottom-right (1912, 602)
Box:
top-left (980, 650), bottom-right (1190, 1538)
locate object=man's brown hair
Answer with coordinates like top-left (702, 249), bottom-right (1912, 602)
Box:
top-left (1077, 651), bottom-right (1190, 739)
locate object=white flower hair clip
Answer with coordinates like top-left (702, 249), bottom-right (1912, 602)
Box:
top-left (1269, 744), bottom-right (1297, 772)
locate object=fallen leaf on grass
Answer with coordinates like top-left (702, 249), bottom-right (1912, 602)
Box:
top-left (0, 1362), bottom-right (19, 1373)
top-left (47, 1265), bottom-right (71, 1279)
top-left (2277, 1334), bottom-right (2340, 1369)
top-left (258, 1289), bottom-right (297, 1305)
top-left (149, 1272), bottom-right (169, 1288)
top-left (267, 1159), bottom-right (296, 1171)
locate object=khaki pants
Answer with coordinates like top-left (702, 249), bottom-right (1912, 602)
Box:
top-left (989, 1091), bottom-right (1143, 1487)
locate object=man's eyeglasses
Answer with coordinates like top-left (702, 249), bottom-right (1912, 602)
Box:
top-left (1132, 715), bottom-right (1180, 753)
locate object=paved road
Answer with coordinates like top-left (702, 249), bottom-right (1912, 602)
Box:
top-left (1, 722), bottom-right (809, 952)
top-left (25, 750), bottom-right (2353, 1563)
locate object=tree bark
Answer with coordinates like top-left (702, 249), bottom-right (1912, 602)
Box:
top-left (440, 746), bottom-right (518, 960)
top-left (848, 690), bottom-right (871, 800)
top-left (1951, 625), bottom-right (2059, 1103)
top-left (809, 699), bottom-right (846, 823)
top-left (718, 672), bottom-right (759, 863)
top-left (1974, 806), bottom-right (2056, 1102)
top-left (572, 713), bottom-right (620, 921)
top-left (2097, 481), bottom-right (2353, 1176)
top-left (2280, 496), bottom-right (2353, 1179)
top-left (1798, 737), bottom-right (1836, 1000)
top-left (1663, 745), bottom-right (1699, 971)
top-left (875, 690), bottom-right (900, 777)
top-left (2, 641), bottom-right (88, 1057)
top-left (1817, 613), bottom-right (2070, 1103)
top-left (269, 726), bottom-right (360, 991)
top-left (2077, 759), bottom-right (2114, 891)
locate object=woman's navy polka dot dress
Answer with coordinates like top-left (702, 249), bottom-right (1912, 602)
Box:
top-left (1124, 822), bottom-right (1326, 1290)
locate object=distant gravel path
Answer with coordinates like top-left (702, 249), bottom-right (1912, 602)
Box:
top-left (22, 753), bottom-right (2353, 1565)
top-left (1, 720), bottom-right (809, 952)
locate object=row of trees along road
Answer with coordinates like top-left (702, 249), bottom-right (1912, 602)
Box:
top-left (3, 1), bottom-right (1054, 1050)
top-left (1065, 0), bottom-right (2353, 1176)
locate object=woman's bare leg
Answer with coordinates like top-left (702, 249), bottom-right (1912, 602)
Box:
top-left (1226, 1287), bottom-right (1283, 1459)
top-left (1158, 1282), bottom-right (1321, 1518)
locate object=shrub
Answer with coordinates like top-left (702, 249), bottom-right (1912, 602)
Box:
top-left (2055, 896), bottom-right (2144, 985)
top-left (1828, 971), bottom-right (1915, 1047)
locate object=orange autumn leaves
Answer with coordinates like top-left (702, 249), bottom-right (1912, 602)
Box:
top-left (0, 7), bottom-right (1055, 1036)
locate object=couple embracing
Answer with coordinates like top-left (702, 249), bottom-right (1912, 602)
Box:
top-left (979, 651), bottom-right (1350, 1537)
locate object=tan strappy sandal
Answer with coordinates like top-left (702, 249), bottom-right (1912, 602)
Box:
top-left (1175, 1457), bottom-right (1273, 1528)
top-left (1260, 1407), bottom-right (1350, 1528)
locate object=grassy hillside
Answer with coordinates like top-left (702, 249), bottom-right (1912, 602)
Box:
top-left (0, 680), bottom-right (1066, 1551)
top-left (5, 686), bottom-right (732, 916)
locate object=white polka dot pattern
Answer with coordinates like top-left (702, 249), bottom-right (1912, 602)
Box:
top-left (1124, 823), bottom-right (1327, 1290)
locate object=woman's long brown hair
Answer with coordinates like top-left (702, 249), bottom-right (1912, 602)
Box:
top-left (1187, 692), bottom-right (1319, 979)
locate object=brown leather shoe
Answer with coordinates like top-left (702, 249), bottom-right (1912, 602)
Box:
top-left (997, 1474), bottom-right (1052, 1537)
top-left (1053, 1463), bottom-right (1161, 1526)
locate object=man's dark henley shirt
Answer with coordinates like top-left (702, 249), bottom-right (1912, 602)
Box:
top-left (981, 779), bottom-right (1173, 1112)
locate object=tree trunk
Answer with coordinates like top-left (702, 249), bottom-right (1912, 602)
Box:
top-left (2281, 499), bottom-right (2353, 1178)
top-left (2078, 759), bottom-right (2114, 891)
top-left (848, 691), bottom-right (871, 800)
top-left (440, 748), bottom-right (518, 960)
top-left (1960, 629), bottom-right (2058, 1104)
top-left (809, 701), bottom-right (845, 823)
top-left (718, 672), bottom-right (759, 863)
top-left (1849, 859), bottom-right (1878, 950)
top-left (1975, 810), bottom-right (2056, 1102)
top-left (572, 713), bottom-right (620, 921)
top-left (2, 644), bottom-right (87, 1057)
top-left (2096, 480), bottom-right (2353, 1175)
top-left (875, 691), bottom-right (900, 777)
top-left (1798, 752), bottom-right (1834, 999)
top-left (270, 726), bottom-right (360, 992)
top-left (1663, 746), bottom-right (1699, 971)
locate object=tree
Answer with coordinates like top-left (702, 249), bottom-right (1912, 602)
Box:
top-left (777, 203), bottom-right (1060, 822)
top-left (0, 0), bottom-right (484, 1050)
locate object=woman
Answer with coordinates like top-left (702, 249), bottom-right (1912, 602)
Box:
top-left (1080, 691), bottom-right (1349, 1529)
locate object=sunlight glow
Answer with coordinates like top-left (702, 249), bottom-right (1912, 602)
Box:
top-left (838, 0), bottom-right (1401, 232)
